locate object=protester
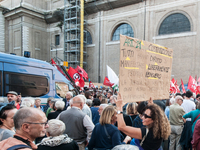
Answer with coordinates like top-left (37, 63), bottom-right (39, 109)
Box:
top-left (63, 91), bottom-right (73, 110)
top-left (169, 95), bottom-right (185, 150)
top-left (0, 107), bottom-right (48, 150)
top-left (77, 95), bottom-right (92, 119)
top-left (48, 101), bottom-right (65, 120)
top-left (180, 90), bottom-right (196, 149)
top-left (20, 97), bottom-right (35, 108)
top-left (43, 97), bottom-right (53, 113)
top-left (37, 119), bottom-right (79, 150)
top-left (98, 104), bottom-right (109, 115)
top-left (87, 106), bottom-right (131, 150)
top-left (34, 98), bottom-right (44, 112)
top-left (183, 101), bottom-right (200, 134)
top-left (107, 91), bottom-right (112, 103)
top-left (16, 93), bottom-right (22, 109)
top-left (90, 98), bottom-right (101, 125)
top-left (164, 99), bottom-right (170, 119)
top-left (85, 91), bottom-right (93, 100)
top-left (133, 101), bottom-right (148, 128)
top-left (6, 91), bottom-right (18, 103)
top-left (46, 100), bottom-right (55, 117)
top-left (0, 104), bottom-right (17, 141)
top-left (191, 119), bottom-right (200, 150)
top-left (125, 102), bottom-right (138, 127)
top-left (57, 96), bottom-right (94, 150)
top-left (6, 91), bottom-right (20, 109)
top-left (116, 93), bottom-right (171, 150)
top-left (109, 95), bottom-right (117, 106)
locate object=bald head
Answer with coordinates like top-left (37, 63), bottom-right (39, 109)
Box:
top-left (70, 96), bottom-right (84, 109)
top-left (14, 107), bottom-right (45, 130)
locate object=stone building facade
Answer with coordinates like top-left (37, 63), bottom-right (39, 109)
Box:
top-left (0, 0), bottom-right (199, 84)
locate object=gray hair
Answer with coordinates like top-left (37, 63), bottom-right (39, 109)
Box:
top-left (35, 98), bottom-right (41, 101)
top-left (100, 104), bottom-right (109, 109)
top-left (46, 119), bottom-right (65, 136)
top-left (112, 145), bottom-right (139, 150)
top-left (170, 97), bottom-right (175, 105)
top-left (77, 94), bottom-right (86, 103)
top-left (66, 91), bottom-right (73, 97)
top-left (21, 97), bottom-right (35, 108)
top-left (175, 96), bottom-right (183, 103)
top-left (55, 101), bottom-right (65, 110)
top-left (86, 99), bottom-right (92, 107)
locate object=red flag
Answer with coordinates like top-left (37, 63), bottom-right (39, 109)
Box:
top-left (75, 65), bottom-right (88, 80)
top-left (181, 79), bottom-right (186, 93)
top-left (188, 76), bottom-right (197, 93)
top-left (103, 76), bottom-right (114, 87)
top-left (170, 80), bottom-right (176, 93)
top-left (170, 78), bottom-right (180, 93)
top-left (89, 80), bottom-right (95, 88)
top-left (51, 58), bottom-right (56, 65)
top-left (68, 67), bottom-right (85, 87)
top-left (75, 79), bottom-right (80, 87)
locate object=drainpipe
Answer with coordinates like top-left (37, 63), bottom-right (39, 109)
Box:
top-left (143, 0), bottom-right (146, 40)
top-left (20, 0), bottom-right (23, 56)
top-left (98, 11), bottom-right (101, 83)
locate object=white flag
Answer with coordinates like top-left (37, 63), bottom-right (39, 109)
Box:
top-left (107, 65), bottom-right (119, 86)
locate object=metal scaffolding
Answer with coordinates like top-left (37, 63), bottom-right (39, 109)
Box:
top-left (64, 0), bottom-right (87, 69)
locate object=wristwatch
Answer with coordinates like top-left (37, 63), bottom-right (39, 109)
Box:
top-left (117, 110), bottom-right (123, 114)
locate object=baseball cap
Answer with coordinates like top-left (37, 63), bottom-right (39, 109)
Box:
top-left (6, 91), bottom-right (18, 96)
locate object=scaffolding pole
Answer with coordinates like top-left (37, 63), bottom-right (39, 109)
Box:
top-left (80, 0), bottom-right (84, 68)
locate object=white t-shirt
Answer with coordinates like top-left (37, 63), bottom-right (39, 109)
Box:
top-left (181, 99), bottom-right (196, 121)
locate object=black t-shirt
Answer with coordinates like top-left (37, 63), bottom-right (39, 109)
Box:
top-left (141, 127), bottom-right (162, 150)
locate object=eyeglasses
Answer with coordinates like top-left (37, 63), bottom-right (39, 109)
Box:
top-left (142, 113), bottom-right (152, 119)
top-left (24, 121), bottom-right (48, 126)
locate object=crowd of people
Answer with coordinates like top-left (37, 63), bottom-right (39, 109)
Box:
top-left (0, 87), bottom-right (200, 150)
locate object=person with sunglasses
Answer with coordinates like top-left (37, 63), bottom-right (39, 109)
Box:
top-left (115, 93), bottom-right (171, 150)
top-left (0, 104), bottom-right (17, 141)
top-left (0, 107), bottom-right (48, 150)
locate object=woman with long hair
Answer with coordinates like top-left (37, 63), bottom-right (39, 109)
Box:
top-left (0, 104), bottom-right (17, 141)
top-left (116, 93), bottom-right (171, 150)
top-left (88, 105), bottom-right (131, 150)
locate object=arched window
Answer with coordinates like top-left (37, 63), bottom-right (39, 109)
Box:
top-left (112, 23), bottom-right (134, 41)
top-left (159, 13), bottom-right (191, 35)
top-left (84, 31), bottom-right (92, 45)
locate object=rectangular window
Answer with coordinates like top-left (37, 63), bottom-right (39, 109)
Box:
top-left (55, 35), bottom-right (60, 46)
top-left (4, 72), bottom-right (49, 97)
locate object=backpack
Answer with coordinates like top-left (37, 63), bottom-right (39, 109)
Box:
top-left (7, 144), bottom-right (31, 150)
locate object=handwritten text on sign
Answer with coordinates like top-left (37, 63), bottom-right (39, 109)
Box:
top-left (119, 35), bottom-right (173, 102)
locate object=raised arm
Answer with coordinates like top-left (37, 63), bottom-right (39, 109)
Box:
top-left (115, 93), bottom-right (142, 140)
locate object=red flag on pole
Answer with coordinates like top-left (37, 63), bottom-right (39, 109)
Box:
top-left (68, 67), bottom-right (85, 87)
top-left (103, 76), bottom-right (114, 87)
top-left (170, 78), bottom-right (180, 93)
top-left (181, 79), bottom-right (186, 93)
top-left (89, 80), bottom-right (95, 88)
top-left (75, 65), bottom-right (88, 80)
top-left (188, 76), bottom-right (197, 93)
top-left (51, 58), bottom-right (56, 65)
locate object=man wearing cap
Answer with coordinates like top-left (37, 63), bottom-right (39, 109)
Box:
top-left (6, 91), bottom-right (20, 109)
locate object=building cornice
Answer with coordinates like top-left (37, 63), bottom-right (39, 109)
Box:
top-left (3, 6), bottom-right (44, 20)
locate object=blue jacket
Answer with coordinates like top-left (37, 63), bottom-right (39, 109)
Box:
top-left (88, 123), bottom-right (124, 150)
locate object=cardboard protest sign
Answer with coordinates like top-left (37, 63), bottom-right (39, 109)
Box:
top-left (119, 35), bottom-right (173, 102)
